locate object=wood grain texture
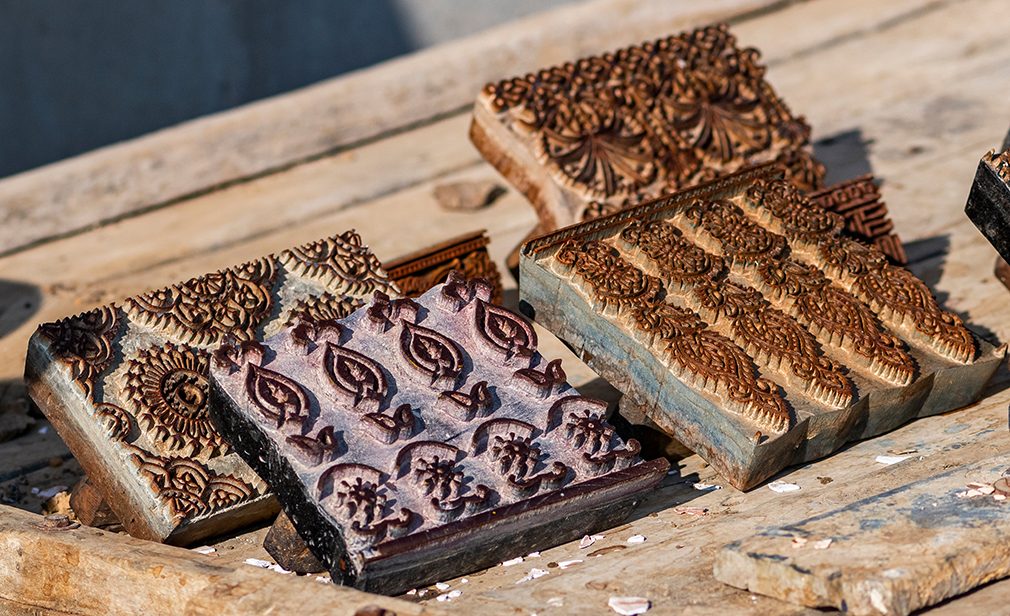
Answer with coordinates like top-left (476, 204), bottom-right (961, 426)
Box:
top-left (715, 455), bottom-right (1010, 615)
top-left (0, 0), bottom-right (781, 256)
top-left (0, 504), bottom-right (436, 616)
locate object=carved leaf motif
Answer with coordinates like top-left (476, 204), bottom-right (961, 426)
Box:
top-left (437, 381), bottom-right (493, 421)
top-left (631, 302), bottom-right (791, 433)
top-left (361, 404), bottom-right (416, 444)
top-left (245, 364), bottom-right (311, 430)
top-left (474, 300), bottom-right (537, 360)
top-left (287, 425), bottom-right (341, 466)
top-left (322, 342), bottom-right (388, 408)
top-left (399, 321), bottom-right (464, 386)
top-left (37, 306), bottom-right (121, 397)
top-left (127, 259), bottom-right (276, 346)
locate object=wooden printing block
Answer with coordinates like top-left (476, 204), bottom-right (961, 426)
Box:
top-left (264, 510), bottom-right (326, 574)
top-left (384, 229), bottom-right (504, 304)
top-left (715, 455), bottom-right (1010, 615)
top-left (470, 23), bottom-right (826, 238)
top-left (520, 165), bottom-right (1004, 490)
top-left (25, 230), bottom-right (398, 545)
top-left (208, 273), bottom-right (668, 594)
top-left (807, 175), bottom-right (906, 265)
top-left (966, 148), bottom-right (1010, 287)
top-left (471, 23), bottom-right (907, 274)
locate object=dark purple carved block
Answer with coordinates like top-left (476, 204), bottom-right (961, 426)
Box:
top-left (209, 272), bottom-right (668, 594)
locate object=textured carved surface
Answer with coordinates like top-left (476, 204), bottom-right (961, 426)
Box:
top-left (384, 230), bottom-right (504, 305)
top-left (209, 272), bottom-right (667, 593)
top-left (522, 166), bottom-right (996, 491)
top-left (807, 176), bottom-right (906, 265)
top-left (746, 178), bottom-right (975, 364)
top-left (473, 23), bottom-right (824, 234)
top-left (28, 230), bottom-right (398, 544)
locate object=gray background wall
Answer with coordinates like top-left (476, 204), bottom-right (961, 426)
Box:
top-left (0, 0), bottom-right (581, 179)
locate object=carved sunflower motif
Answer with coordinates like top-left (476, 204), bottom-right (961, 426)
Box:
top-left (124, 343), bottom-right (226, 456)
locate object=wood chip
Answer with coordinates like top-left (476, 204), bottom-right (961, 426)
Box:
top-left (608, 596), bottom-right (651, 615)
top-left (768, 481), bottom-right (801, 493)
top-left (875, 455), bottom-right (909, 465)
top-left (432, 180), bottom-right (504, 211)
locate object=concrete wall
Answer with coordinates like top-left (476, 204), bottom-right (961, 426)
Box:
top-left (0, 0), bottom-right (581, 179)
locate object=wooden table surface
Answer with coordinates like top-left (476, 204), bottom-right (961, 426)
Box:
top-left (1, 0), bottom-right (1009, 613)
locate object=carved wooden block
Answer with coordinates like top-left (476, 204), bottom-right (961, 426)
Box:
top-left (966, 148), bottom-right (1010, 265)
top-left (715, 455), bottom-right (1010, 615)
top-left (471, 23), bottom-right (825, 237)
top-left (808, 175), bottom-right (906, 265)
top-left (384, 230), bottom-right (504, 304)
top-left (25, 230), bottom-right (398, 545)
top-left (208, 273), bottom-right (668, 594)
top-left (520, 166), bottom-right (1003, 490)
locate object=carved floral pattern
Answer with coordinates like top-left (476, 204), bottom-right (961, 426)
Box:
top-left (621, 218), bottom-right (852, 408)
top-left (128, 259), bottom-right (276, 346)
top-left (279, 230), bottom-right (397, 296)
top-left (481, 23), bottom-right (824, 227)
top-left (632, 302), bottom-right (791, 432)
top-left (124, 344), bottom-right (224, 455)
top-left (746, 179), bottom-right (975, 364)
top-left (130, 447), bottom-right (258, 522)
top-left (37, 306), bottom-right (121, 396)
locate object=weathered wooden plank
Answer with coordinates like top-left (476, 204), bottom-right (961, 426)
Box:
top-left (0, 0), bottom-right (781, 256)
top-left (209, 277), bottom-right (667, 594)
top-left (715, 455), bottom-right (1010, 615)
top-left (0, 505), bottom-right (436, 616)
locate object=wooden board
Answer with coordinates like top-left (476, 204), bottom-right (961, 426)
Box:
top-left (0, 505), bottom-right (434, 616)
top-left (0, 0), bottom-right (782, 256)
top-left (2, 0), bottom-right (1010, 612)
top-left (715, 454), bottom-right (1010, 615)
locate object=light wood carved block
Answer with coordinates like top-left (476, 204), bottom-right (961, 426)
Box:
top-left (25, 230), bottom-right (398, 545)
top-left (471, 23), bottom-right (825, 237)
top-left (208, 273), bottom-right (668, 594)
top-left (520, 166), bottom-right (1003, 490)
top-left (384, 229), bottom-right (504, 304)
top-left (714, 456), bottom-right (1010, 615)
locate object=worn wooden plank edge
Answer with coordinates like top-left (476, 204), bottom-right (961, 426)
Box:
top-left (0, 504), bottom-right (439, 616)
top-left (714, 455), bottom-right (1010, 615)
top-left (0, 0), bottom-right (787, 256)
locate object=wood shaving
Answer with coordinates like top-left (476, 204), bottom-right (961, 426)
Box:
top-left (813, 539), bottom-right (833, 550)
top-left (502, 556), bottom-right (524, 566)
top-left (558, 559), bottom-right (583, 569)
top-left (875, 455), bottom-right (909, 465)
top-left (580, 534), bottom-right (605, 549)
top-left (768, 481), bottom-right (801, 493)
top-left (516, 568), bottom-right (549, 584)
top-left (608, 596), bottom-right (651, 615)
